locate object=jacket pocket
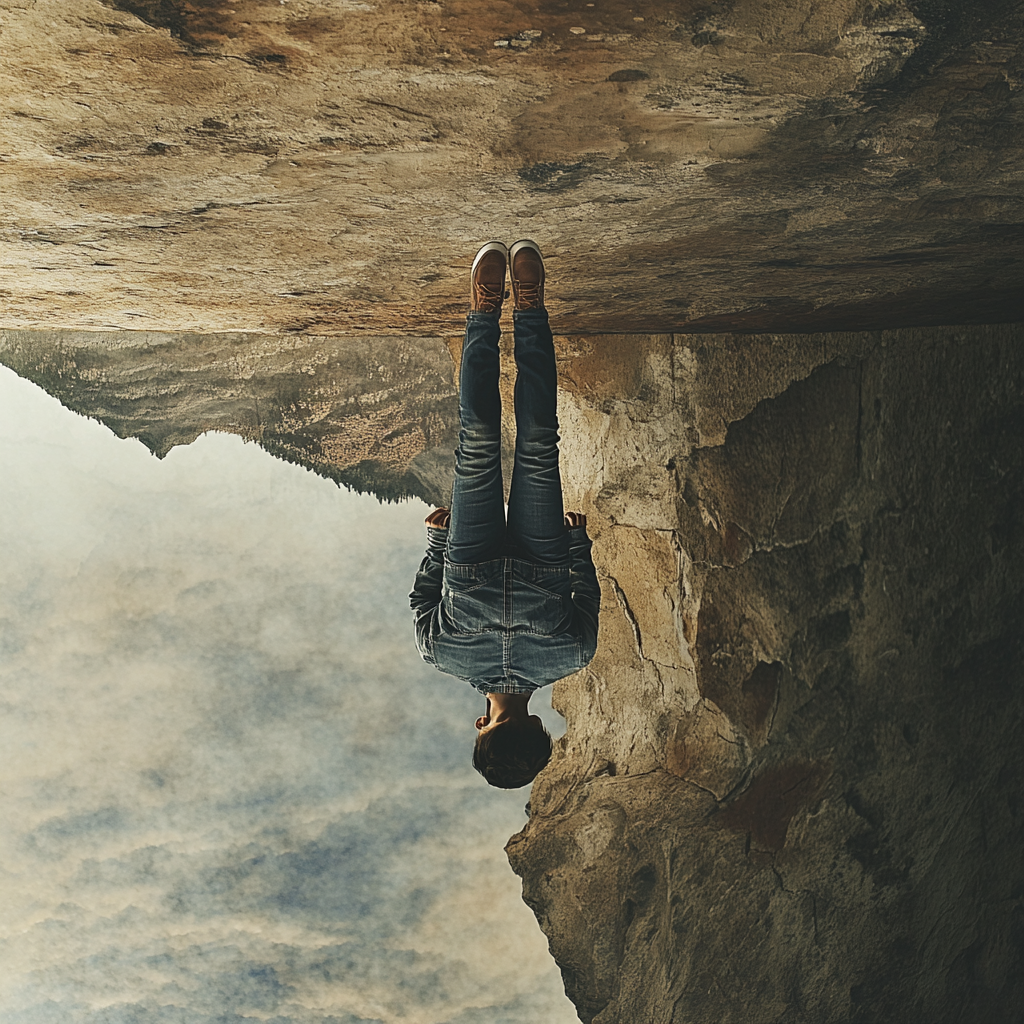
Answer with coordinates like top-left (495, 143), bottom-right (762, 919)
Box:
top-left (514, 578), bottom-right (570, 636)
top-left (443, 576), bottom-right (495, 634)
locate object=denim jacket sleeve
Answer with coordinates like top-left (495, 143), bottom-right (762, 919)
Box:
top-left (409, 526), bottom-right (447, 665)
top-left (568, 526), bottom-right (600, 664)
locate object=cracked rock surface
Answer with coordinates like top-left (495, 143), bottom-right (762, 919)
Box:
top-left (511, 323), bottom-right (1024, 1023)
top-left (2, 0), bottom-right (1024, 334)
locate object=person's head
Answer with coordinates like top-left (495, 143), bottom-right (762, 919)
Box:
top-left (472, 717), bottom-right (552, 789)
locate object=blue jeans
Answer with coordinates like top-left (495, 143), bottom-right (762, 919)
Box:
top-left (447, 309), bottom-right (569, 567)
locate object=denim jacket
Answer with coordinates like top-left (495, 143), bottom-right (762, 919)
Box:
top-left (409, 526), bottom-right (600, 694)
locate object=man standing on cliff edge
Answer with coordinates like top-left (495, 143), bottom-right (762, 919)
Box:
top-left (409, 240), bottom-right (601, 789)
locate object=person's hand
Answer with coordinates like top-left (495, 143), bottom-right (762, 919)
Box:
top-left (426, 507), bottom-right (450, 529)
top-left (564, 511), bottom-right (586, 529)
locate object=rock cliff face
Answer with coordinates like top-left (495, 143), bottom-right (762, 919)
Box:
top-left (510, 323), bottom-right (1024, 1023)
top-left (4, 322), bottom-right (1022, 1022)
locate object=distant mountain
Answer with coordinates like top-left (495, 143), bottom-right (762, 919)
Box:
top-left (0, 328), bottom-right (459, 507)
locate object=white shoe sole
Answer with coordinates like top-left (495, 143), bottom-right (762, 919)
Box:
top-left (471, 240), bottom-right (509, 286)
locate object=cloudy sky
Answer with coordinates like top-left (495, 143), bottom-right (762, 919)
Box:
top-left (0, 365), bottom-right (577, 1024)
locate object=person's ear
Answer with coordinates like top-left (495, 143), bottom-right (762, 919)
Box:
top-left (475, 715), bottom-right (489, 730)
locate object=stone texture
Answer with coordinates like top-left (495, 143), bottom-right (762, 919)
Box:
top-left (509, 322), bottom-right (1024, 1024)
top-left (2, 0), bottom-right (1023, 335)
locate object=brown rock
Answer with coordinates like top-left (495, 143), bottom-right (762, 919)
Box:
top-left (509, 322), bottom-right (1024, 1024)
top-left (2, 0), bottom-right (1023, 334)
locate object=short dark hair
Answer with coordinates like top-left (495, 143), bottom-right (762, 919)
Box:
top-left (473, 720), bottom-right (553, 789)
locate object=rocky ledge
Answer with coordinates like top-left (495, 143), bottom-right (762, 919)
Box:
top-left (3, 0), bottom-right (1023, 334)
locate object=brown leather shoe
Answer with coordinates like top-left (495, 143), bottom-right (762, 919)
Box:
top-left (470, 241), bottom-right (508, 314)
top-left (510, 239), bottom-right (545, 311)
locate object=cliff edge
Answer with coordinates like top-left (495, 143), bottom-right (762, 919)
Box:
top-left (509, 324), bottom-right (1024, 1023)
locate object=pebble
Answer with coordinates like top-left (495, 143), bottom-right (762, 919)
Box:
top-left (569, 26), bottom-right (586, 34)
top-left (496, 30), bottom-right (542, 49)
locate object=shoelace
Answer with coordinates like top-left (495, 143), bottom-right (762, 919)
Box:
top-left (476, 281), bottom-right (503, 308)
top-left (516, 282), bottom-right (541, 306)
top-left (478, 281), bottom-right (503, 300)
